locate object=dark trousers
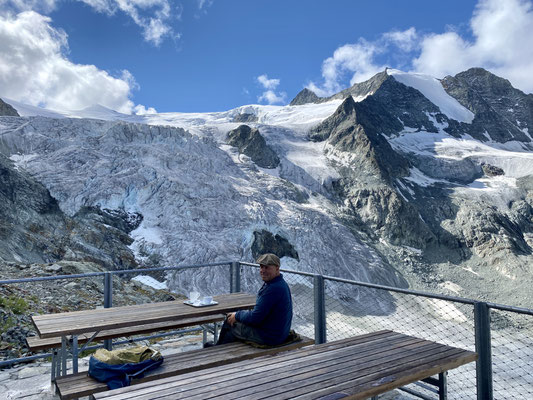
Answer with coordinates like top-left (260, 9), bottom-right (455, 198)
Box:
top-left (216, 320), bottom-right (266, 345)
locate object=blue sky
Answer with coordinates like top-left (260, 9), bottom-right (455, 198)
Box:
top-left (1, 0), bottom-right (532, 114)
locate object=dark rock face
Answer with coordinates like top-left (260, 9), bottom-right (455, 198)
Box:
top-left (251, 230), bottom-right (299, 261)
top-left (289, 70), bottom-right (391, 106)
top-left (335, 181), bottom-right (438, 250)
top-left (0, 99), bottom-right (19, 116)
top-left (227, 125), bottom-right (280, 169)
top-left (309, 96), bottom-right (410, 182)
top-left (290, 88), bottom-right (322, 106)
top-left (482, 163), bottom-right (505, 177)
top-left (0, 153), bottom-right (139, 269)
top-left (233, 113), bottom-right (258, 123)
top-left (370, 76), bottom-right (442, 135)
top-left (0, 153), bottom-right (68, 262)
top-left (333, 70), bottom-right (390, 102)
top-left (315, 68), bottom-right (533, 281)
top-left (442, 68), bottom-right (533, 143)
top-left (76, 207), bottom-right (143, 234)
top-left (412, 156), bottom-right (483, 184)
top-left (67, 207), bottom-right (141, 270)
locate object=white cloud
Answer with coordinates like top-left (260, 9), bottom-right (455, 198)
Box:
top-left (256, 74), bottom-right (286, 104)
top-left (0, 0), bottom-right (58, 13)
top-left (309, 0), bottom-right (533, 96)
top-left (257, 74), bottom-right (280, 90)
top-left (0, 11), bottom-right (152, 114)
top-left (382, 27), bottom-right (418, 52)
top-left (2, 0), bottom-right (178, 46)
top-left (133, 104), bottom-right (158, 114)
top-left (306, 34), bottom-right (400, 97)
top-left (258, 90), bottom-right (286, 105)
top-left (79, 0), bottom-right (176, 46)
top-left (413, 0), bottom-right (533, 93)
top-left (197, 0), bottom-right (213, 10)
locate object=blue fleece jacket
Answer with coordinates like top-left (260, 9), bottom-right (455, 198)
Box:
top-left (235, 274), bottom-right (293, 345)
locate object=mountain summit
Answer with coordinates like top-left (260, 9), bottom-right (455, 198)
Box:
top-left (0, 67), bottom-right (532, 308)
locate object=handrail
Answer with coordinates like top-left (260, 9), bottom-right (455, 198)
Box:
top-left (242, 261), bottom-right (533, 312)
top-left (1, 259), bottom-right (532, 400)
top-left (0, 261), bottom-right (233, 285)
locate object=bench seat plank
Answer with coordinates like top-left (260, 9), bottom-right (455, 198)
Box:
top-left (91, 330), bottom-right (477, 400)
top-left (26, 314), bottom-right (226, 352)
top-left (55, 335), bottom-right (314, 400)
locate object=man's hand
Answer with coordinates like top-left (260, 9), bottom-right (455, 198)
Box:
top-left (227, 312), bottom-right (237, 326)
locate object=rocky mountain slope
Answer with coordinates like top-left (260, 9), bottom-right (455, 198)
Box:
top-left (0, 151), bottom-right (140, 270)
top-left (0, 67), bottom-right (532, 311)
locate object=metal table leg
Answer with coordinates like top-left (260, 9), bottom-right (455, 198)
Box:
top-left (71, 335), bottom-right (79, 374)
top-left (202, 326), bottom-right (208, 345)
top-left (50, 349), bottom-right (57, 382)
top-left (60, 336), bottom-right (67, 376)
top-left (438, 371), bottom-right (448, 400)
top-left (214, 322), bottom-right (219, 343)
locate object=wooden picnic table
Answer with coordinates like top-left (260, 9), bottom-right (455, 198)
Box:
top-left (92, 330), bottom-right (477, 400)
top-left (31, 292), bottom-right (256, 375)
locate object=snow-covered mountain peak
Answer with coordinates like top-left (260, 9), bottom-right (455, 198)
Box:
top-left (387, 69), bottom-right (475, 123)
top-left (1, 67), bottom-right (532, 308)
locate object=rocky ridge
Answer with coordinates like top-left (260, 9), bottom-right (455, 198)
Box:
top-left (0, 152), bottom-right (140, 269)
top-left (0, 99), bottom-right (18, 117)
top-left (289, 68), bottom-right (533, 306)
top-left (442, 68), bottom-right (533, 143)
top-left (0, 66), bottom-right (532, 335)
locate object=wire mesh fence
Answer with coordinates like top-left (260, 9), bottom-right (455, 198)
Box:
top-left (322, 278), bottom-right (477, 399)
top-left (277, 270), bottom-right (316, 340)
top-left (489, 308), bottom-right (533, 399)
top-left (1, 261), bottom-right (533, 399)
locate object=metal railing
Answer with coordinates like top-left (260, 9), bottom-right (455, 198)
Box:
top-left (1, 260), bottom-right (532, 399)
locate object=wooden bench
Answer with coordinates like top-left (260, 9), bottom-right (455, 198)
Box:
top-left (27, 314), bottom-right (226, 382)
top-left (91, 330), bottom-right (478, 400)
top-left (55, 335), bottom-right (314, 400)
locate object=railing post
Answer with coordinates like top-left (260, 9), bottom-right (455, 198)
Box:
top-left (230, 262), bottom-right (241, 293)
top-left (314, 274), bottom-right (326, 344)
top-left (103, 272), bottom-right (113, 350)
top-left (474, 301), bottom-right (493, 400)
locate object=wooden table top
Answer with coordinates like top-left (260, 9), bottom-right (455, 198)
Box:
top-left (93, 330), bottom-right (478, 400)
top-left (32, 292), bottom-right (255, 339)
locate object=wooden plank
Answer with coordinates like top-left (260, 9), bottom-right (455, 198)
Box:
top-left (46, 294), bottom-right (254, 328)
top-left (33, 293), bottom-right (255, 338)
top-left (290, 348), bottom-right (477, 400)
top-left (260, 348), bottom-right (471, 400)
top-left (175, 346), bottom-right (465, 400)
top-left (93, 332), bottom-right (476, 400)
top-left (177, 341), bottom-right (448, 400)
top-left (27, 314), bottom-right (226, 351)
top-left (34, 293), bottom-right (254, 327)
top-left (347, 350), bottom-right (477, 400)
top-left (92, 332), bottom-right (426, 400)
top-left (90, 333), bottom-right (389, 400)
top-left (34, 293), bottom-right (254, 329)
top-left (91, 331), bottom-right (408, 399)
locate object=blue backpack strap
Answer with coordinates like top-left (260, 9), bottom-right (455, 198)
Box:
top-left (127, 357), bottom-right (164, 381)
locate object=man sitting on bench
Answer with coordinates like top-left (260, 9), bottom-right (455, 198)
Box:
top-left (214, 253), bottom-right (293, 346)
